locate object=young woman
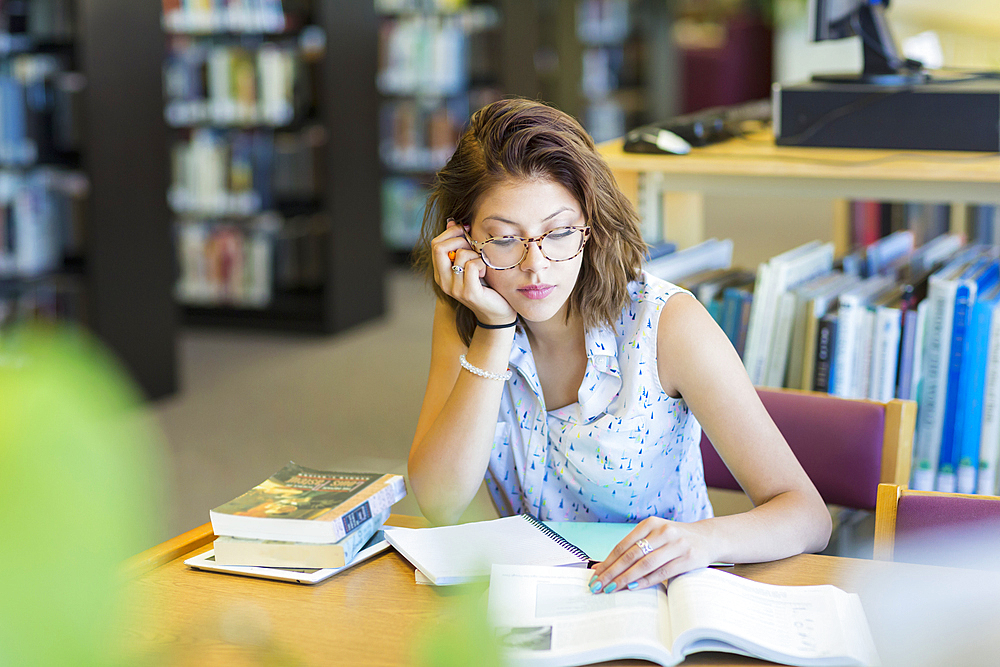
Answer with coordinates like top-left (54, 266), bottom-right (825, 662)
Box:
top-left (408, 98), bottom-right (831, 593)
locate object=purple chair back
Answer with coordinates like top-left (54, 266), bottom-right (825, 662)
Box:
top-left (700, 388), bottom-right (886, 510)
top-left (894, 493), bottom-right (1000, 568)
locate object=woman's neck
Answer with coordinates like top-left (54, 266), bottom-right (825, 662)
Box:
top-left (523, 308), bottom-right (586, 357)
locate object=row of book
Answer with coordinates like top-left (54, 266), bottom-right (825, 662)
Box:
top-left (381, 176), bottom-right (428, 251)
top-left (0, 275), bottom-right (84, 330)
top-left (208, 462), bottom-right (407, 571)
top-left (175, 212), bottom-right (327, 307)
top-left (375, 0), bottom-right (468, 13)
top-left (849, 202), bottom-right (999, 250)
top-left (163, 38), bottom-right (306, 128)
top-left (377, 14), bottom-right (472, 97)
top-left (0, 54), bottom-right (82, 167)
top-left (379, 97), bottom-right (466, 173)
top-left (0, 168), bottom-right (87, 278)
top-left (0, 0), bottom-right (74, 44)
top-left (646, 231), bottom-right (1000, 496)
top-left (161, 0), bottom-right (299, 34)
top-left (169, 126), bottom-right (324, 216)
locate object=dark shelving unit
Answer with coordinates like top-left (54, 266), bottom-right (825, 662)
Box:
top-left (22, 0), bottom-right (178, 399)
top-left (164, 0), bottom-right (384, 334)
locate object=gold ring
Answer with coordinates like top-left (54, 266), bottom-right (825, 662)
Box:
top-left (636, 538), bottom-right (653, 555)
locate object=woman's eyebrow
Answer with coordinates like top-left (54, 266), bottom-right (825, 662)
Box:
top-left (481, 207), bottom-right (575, 226)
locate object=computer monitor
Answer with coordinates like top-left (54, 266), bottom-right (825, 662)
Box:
top-left (808, 0), bottom-right (927, 85)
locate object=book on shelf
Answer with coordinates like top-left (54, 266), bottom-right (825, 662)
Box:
top-left (213, 507), bottom-right (391, 569)
top-left (209, 462), bottom-right (407, 544)
top-left (644, 238), bottom-right (733, 285)
top-left (384, 514), bottom-right (589, 586)
top-left (936, 257), bottom-right (1000, 492)
top-left (744, 241), bottom-right (834, 387)
top-left (956, 281), bottom-right (1000, 494)
top-left (977, 282), bottom-right (1000, 496)
top-left (487, 564), bottom-right (879, 667)
top-left (829, 274), bottom-right (895, 399)
top-left (789, 272), bottom-right (858, 391)
top-left (911, 246), bottom-right (990, 490)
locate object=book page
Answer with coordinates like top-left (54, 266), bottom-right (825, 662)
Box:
top-left (667, 568), bottom-right (877, 665)
top-left (488, 565), bottom-right (674, 665)
top-left (385, 516), bottom-right (587, 585)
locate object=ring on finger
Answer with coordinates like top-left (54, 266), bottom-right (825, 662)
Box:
top-left (451, 265), bottom-right (464, 274)
top-left (636, 538), bottom-right (653, 556)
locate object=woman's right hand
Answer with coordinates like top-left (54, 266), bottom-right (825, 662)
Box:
top-left (431, 219), bottom-right (517, 326)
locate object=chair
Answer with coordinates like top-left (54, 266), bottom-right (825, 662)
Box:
top-left (874, 483), bottom-right (1000, 567)
top-left (700, 388), bottom-right (917, 511)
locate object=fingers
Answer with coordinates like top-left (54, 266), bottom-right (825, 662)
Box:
top-left (430, 221), bottom-right (471, 288)
top-left (588, 519), bottom-right (699, 594)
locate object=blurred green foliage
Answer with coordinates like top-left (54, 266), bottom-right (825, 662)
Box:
top-left (0, 325), bottom-right (164, 666)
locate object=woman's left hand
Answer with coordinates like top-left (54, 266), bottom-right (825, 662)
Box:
top-left (588, 517), bottom-right (713, 593)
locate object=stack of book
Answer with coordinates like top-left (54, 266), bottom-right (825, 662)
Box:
top-left (209, 462), bottom-right (407, 570)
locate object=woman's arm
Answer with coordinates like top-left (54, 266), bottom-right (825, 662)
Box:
top-left (591, 292), bottom-right (832, 592)
top-left (407, 300), bottom-right (515, 525)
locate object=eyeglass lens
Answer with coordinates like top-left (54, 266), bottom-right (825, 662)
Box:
top-left (480, 227), bottom-right (586, 269)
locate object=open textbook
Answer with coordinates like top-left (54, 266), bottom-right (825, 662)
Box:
top-left (487, 564), bottom-right (879, 667)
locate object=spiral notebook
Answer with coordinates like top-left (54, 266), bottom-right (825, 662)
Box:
top-left (384, 514), bottom-right (589, 586)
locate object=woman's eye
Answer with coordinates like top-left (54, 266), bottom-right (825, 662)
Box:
top-left (548, 228), bottom-right (574, 239)
top-left (489, 238), bottom-right (519, 249)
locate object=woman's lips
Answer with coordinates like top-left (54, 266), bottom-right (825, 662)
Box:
top-left (518, 284), bottom-right (555, 299)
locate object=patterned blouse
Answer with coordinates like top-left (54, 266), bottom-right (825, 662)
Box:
top-left (484, 271), bottom-right (714, 523)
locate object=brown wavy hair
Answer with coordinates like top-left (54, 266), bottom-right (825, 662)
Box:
top-left (414, 98), bottom-right (647, 346)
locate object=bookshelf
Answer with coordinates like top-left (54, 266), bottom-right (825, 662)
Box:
top-left (375, 0), bottom-right (501, 256)
top-left (0, 0), bottom-right (177, 399)
top-left (162, 0), bottom-right (385, 333)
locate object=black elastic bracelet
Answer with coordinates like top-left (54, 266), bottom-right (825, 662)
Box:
top-left (477, 319), bottom-right (518, 329)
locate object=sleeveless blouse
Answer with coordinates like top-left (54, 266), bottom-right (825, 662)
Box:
top-left (485, 271), bottom-right (714, 523)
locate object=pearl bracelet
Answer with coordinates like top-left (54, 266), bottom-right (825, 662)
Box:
top-left (459, 354), bottom-right (512, 382)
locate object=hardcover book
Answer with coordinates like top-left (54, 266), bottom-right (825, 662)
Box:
top-left (210, 462), bottom-right (406, 544)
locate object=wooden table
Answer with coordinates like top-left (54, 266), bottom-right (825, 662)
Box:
top-left (598, 132), bottom-right (1000, 254)
top-left (119, 515), bottom-right (989, 666)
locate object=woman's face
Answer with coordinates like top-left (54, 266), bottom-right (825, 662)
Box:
top-left (469, 178), bottom-right (586, 325)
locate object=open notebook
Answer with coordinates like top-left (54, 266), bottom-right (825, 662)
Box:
top-left (385, 515), bottom-right (590, 586)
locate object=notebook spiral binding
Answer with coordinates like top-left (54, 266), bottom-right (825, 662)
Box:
top-left (520, 514), bottom-right (590, 562)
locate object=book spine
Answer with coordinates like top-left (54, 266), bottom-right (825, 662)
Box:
top-left (870, 306), bottom-right (901, 402)
top-left (743, 261), bottom-right (773, 384)
top-left (520, 514), bottom-right (589, 562)
top-left (853, 309), bottom-right (876, 399)
top-left (764, 291), bottom-right (798, 388)
top-left (936, 282), bottom-right (974, 492)
top-left (957, 301), bottom-right (992, 493)
top-left (896, 309), bottom-right (919, 400)
top-left (322, 474), bottom-right (407, 542)
top-left (911, 276), bottom-right (956, 491)
top-left (734, 291), bottom-right (753, 359)
top-left (337, 507), bottom-right (391, 565)
top-left (979, 301), bottom-right (1000, 495)
top-left (721, 287), bottom-right (740, 348)
top-left (831, 298), bottom-right (861, 398)
top-left (786, 291), bottom-right (816, 391)
top-left (813, 314), bottom-right (838, 393)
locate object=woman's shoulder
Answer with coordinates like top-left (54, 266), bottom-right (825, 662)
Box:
top-left (627, 271), bottom-right (691, 311)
